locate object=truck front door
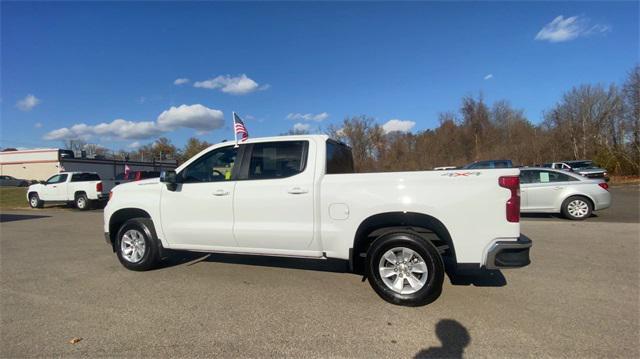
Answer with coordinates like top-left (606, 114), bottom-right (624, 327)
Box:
top-left (233, 140), bottom-right (317, 252)
top-left (42, 174), bottom-right (68, 201)
top-left (160, 146), bottom-right (238, 249)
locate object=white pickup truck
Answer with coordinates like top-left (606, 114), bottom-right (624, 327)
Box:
top-left (28, 172), bottom-right (109, 210)
top-left (104, 135), bottom-right (531, 306)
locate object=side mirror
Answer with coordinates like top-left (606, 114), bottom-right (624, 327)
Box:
top-left (160, 170), bottom-right (178, 191)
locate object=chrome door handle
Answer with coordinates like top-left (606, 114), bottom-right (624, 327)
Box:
top-left (287, 187), bottom-right (308, 194)
top-left (212, 189), bottom-right (230, 196)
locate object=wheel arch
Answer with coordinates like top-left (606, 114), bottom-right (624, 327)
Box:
top-left (108, 208), bottom-right (153, 251)
top-left (351, 212), bottom-right (455, 274)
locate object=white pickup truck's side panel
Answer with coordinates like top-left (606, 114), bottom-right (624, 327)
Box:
top-left (318, 169), bottom-right (520, 263)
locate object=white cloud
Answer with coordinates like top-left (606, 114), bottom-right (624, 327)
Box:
top-left (293, 123), bottom-right (311, 132)
top-left (34, 122), bottom-right (43, 128)
top-left (157, 104), bottom-right (224, 133)
top-left (286, 112), bottom-right (329, 122)
top-left (382, 119), bottom-right (416, 134)
top-left (128, 141), bottom-right (141, 149)
top-left (193, 74), bottom-right (267, 95)
top-left (44, 104), bottom-right (224, 141)
top-left (535, 15), bottom-right (610, 43)
top-left (16, 94), bottom-right (40, 111)
top-left (484, 74), bottom-right (494, 80)
top-left (174, 78), bottom-right (190, 85)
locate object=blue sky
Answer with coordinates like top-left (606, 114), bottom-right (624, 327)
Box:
top-left (1, 1), bottom-right (638, 151)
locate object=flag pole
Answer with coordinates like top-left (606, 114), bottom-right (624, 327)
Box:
top-left (232, 111), bottom-right (239, 148)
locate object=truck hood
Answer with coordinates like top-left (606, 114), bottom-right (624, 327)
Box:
top-left (114, 178), bottom-right (160, 191)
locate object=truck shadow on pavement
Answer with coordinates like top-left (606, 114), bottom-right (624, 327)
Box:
top-left (159, 249), bottom-right (507, 288)
top-left (0, 213), bottom-right (51, 223)
top-left (414, 319), bottom-right (471, 359)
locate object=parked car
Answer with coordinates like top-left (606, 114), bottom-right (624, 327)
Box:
top-left (27, 172), bottom-right (111, 210)
top-left (463, 159), bottom-right (513, 169)
top-left (520, 167), bottom-right (611, 220)
top-left (104, 135), bottom-right (531, 306)
top-left (0, 175), bottom-right (29, 187)
top-left (542, 161), bottom-right (609, 181)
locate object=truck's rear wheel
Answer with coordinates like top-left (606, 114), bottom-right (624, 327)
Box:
top-left (115, 218), bottom-right (161, 271)
top-left (366, 231), bottom-right (444, 306)
top-left (75, 193), bottom-right (91, 211)
top-left (29, 193), bottom-right (43, 208)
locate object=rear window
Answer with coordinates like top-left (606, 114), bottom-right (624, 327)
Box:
top-left (326, 140), bottom-right (355, 174)
top-left (71, 173), bottom-right (100, 182)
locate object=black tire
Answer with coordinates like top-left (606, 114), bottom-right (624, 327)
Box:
top-left (366, 231), bottom-right (444, 307)
top-left (115, 218), bottom-right (161, 271)
top-left (561, 195), bottom-right (593, 220)
top-left (28, 193), bottom-right (44, 208)
top-left (74, 193), bottom-right (92, 211)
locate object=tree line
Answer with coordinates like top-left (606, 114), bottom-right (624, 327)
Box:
top-left (328, 66), bottom-right (639, 175)
top-left (62, 66), bottom-right (639, 176)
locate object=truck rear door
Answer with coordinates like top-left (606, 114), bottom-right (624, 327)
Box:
top-left (233, 140), bottom-right (316, 251)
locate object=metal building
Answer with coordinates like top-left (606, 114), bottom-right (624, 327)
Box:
top-left (0, 148), bottom-right (177, 181)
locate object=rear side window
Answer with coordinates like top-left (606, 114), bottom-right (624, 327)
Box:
top-left (326, 141), bottom-right (355, 174)
top-left (248, 141), bottom-right (306, 179)
top-left (71, 173), bottom-right (100, 182)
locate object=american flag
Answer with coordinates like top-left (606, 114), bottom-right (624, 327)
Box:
top-left (233, 112), bottom-right (249, 142)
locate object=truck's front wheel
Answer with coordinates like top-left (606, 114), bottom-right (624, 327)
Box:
top-left (29, 193), bottom-right (43, 208)
top-left (366, 232), bottom-right (444, 306)
top-left (115, 218), bottom-right (161, 271)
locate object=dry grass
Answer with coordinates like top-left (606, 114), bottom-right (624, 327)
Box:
top-left (609, 176), bottom-right (640, 185)
top-left (0, 187), bottom-right (29, 209)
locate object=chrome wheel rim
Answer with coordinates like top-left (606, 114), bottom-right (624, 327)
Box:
top-left (378, 247), bottom-right (429, 294)
top-left (77, 197), bottom-right (85, 208)
top-left (567, 199), bottom-right (589, 218)
top-left (30, 196), bottom-right (38, 207)
top-left (120, 229), bottom-right (146, 263)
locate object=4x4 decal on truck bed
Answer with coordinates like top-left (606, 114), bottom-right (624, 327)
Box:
top-left (440, 171), bottom-right (482, 177)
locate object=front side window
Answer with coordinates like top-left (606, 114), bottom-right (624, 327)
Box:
top-left (248, 141), bottom-right (306, 179)
top-left (46, 174), bottom-right (67, 184)
top-left (181, 146), bottom-right (237, 183)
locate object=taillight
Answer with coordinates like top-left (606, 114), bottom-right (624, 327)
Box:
top-left (96, 182), bottom-right (103, 192)
top-left (598, 182), bottom-right (609, 191)
top-left (499, 176), bottom-right (520, 223)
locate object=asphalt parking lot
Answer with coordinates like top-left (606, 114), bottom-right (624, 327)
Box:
top-left (1, 186), bottom-right (638, 357)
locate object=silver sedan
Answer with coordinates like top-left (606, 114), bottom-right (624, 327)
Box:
top-left (519, 168), bottom-right (611, 220)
